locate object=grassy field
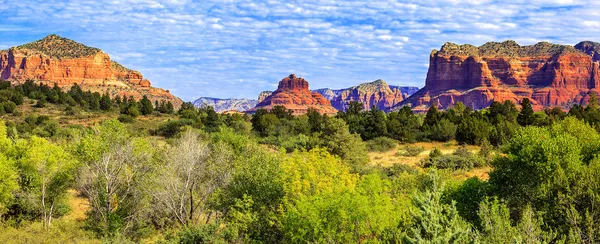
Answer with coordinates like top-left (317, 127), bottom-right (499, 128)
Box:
top-left (368, 141), bottom-right (491, 180)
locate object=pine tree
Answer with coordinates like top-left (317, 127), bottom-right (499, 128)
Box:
top-left (517, 98), bottom-right (535, 126)
top-left (139, 95), bottom-right (154, 115)
top-left (405, 170), bottom-right (474, 243)
top-left (100, 93), bottom-right (112, 111)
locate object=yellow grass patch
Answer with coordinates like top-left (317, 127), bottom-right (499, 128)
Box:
top-left (369, 141), bottom-right (490, 180)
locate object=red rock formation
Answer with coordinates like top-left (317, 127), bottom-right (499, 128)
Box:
top-left (400, 40), bottom-right (600, 112)
top-left (249, 74), bottom-right (337, 115)
top-left (0, 35), bottom-right (182, 107)
top-left (329, 80), bottom-right (417, 112)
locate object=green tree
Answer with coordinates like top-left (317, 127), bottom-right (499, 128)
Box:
top-left (361, 105), bottom-right (388, 140)
top-left (517, 98), bottom-right (535, 126)
top-left (489, 117), bottom-right (600, 239)
top-left (0, 122), bottom-right (18, 218)
top-left (18, 136), bottom-right (77, 229)
top-left (405, 170), bottom-right (474, 243)
top-left (139, 95), bottom-right (154, 115)
top-left (387, 106), bottom-right (422, 142)
top-left (279, 149), bottom-right (399, 243)
top-left (322, 117), bottom-right (368, 172)
top-left (429, 119), bottom-right (457, 142)
top-left (100, 93), bottom-right (112, 111)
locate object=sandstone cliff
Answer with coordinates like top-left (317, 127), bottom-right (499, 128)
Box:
top-left (249, 74), bottom-right (337, 115)
top-left (0, 34), bottom-right (182, 107)
top-left (399, 40), bottom-right (600, 112)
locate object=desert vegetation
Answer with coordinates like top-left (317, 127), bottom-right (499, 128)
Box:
top-left (3, 81), bottom-right (600, 243)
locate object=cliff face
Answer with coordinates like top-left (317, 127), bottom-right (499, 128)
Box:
top-left (324, 80), bottom-right (418, 112)
top-left (0, 34), bottom-right (182, 107)
top-left (249, 74), bottom-right (337, 115)
top-left (400, 40), bottom-right (600, 111)
top-left (193, 97), bottom-right (258, 113)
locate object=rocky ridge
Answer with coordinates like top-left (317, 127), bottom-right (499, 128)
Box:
top-left (0, 34), bottom-right (182, 107)
top-left (399, 40), bottom-right (600, 112)
top-left (193, 97), bottom-right (258, 113)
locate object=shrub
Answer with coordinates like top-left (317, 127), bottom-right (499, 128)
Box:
top-left (366, 137), bottom-right (397, 152)
top-left (155, 119), bottom-right (195, 138)
top-left (453, 145), bottom-right (472, 158)
top-left (383, 164), bottom-right (419, 177)
top-left (422, 154), bottom-right (474, 170)
top-left (429, 147), bottom-right (443, 158)
top-left (118, 114), bottom-right (136, 123)
top-left (396, 145), bottom-right (425, 157)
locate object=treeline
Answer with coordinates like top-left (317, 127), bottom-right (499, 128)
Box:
top-left (0, 79), bottom-right (175, 120)
top-left (3, 116), bottom-right (600, 242)
top-left (250, 96), bottom-right (600, 149)
top-left (4, 88), bottom-right (600, 242)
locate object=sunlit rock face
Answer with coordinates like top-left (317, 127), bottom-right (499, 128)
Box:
top-left (249, 74), bottom-right (337, 115)
top-left (399, 40), bottom-right (600, 112)
top-left (0, 34), bottom-right (182, 107)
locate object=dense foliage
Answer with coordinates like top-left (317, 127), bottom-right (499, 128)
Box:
top-left (5, 83), bottom-right (600, 242)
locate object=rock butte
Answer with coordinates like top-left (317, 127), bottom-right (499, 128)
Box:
top-left (248, 74), bottom-right (337, 115)
top-left (320, 80), bottom-right (418, 112)
top-left (0, 34), bottom-right (182, 107)
top-left (399, 40), bottom-right (600, 112)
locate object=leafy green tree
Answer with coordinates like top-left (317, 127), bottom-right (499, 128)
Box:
top-left (270, 105), bottom-right (293, 120)
top-left (199, 106), bottom-right (222, 132)
top-left (489, 117), bottom-right (600, 239)
top-left (488, 100), bottom-right (518, 124)
top-left (121, 96), bottom-right (140, 117)
top-left (279, 149), bottom-right (399, 243)
top-left (210, 134), bottom-right (284, 242)
top-left (322, 117), bottom-right (368, 172)
top-left (456, 114), bottom-right (491, 145)
top-left (306, 108), bottom-right (324, 133)
top-left (423, 105), bottom-right (442, 128)
top-left (517, 98), bottom-right (535, 126)
top-left (18, 136), bottom-right (77, 229)
top-left (0, 122), bottom-right (18, 218)
top-left (338, 101), bottom-right (364, 135)
top-left (76, 120), bottom-right (155, 239)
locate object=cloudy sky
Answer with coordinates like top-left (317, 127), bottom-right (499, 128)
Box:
top-left (1, 0), bottom-right (599, 101)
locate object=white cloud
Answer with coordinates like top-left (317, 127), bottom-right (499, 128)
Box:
top-left (2, 0), bottom-right (599, 101)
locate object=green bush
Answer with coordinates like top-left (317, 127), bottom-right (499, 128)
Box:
top-left (118, 114), bottom-right (136, 123)
top-left (396, 145), bottom-right (425, 157)
top-left (429, 147), bottom-right (443, 158)
top-left (382, 164), bottom-right (419, 177)
top-left (422, 154), bottom-right (474, 170)
top-left (155, 119), bottom-right (195, 138)
top-left (366, 137), bottom-right (397, 152)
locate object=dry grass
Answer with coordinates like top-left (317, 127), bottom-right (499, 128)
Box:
top-left (63, 189), bottom-right (89, 222)
top-left (369, 141), bottom-right (491, 180)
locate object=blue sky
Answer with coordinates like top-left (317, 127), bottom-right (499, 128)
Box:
top-left (1, 0), bottom-right (599, 101)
